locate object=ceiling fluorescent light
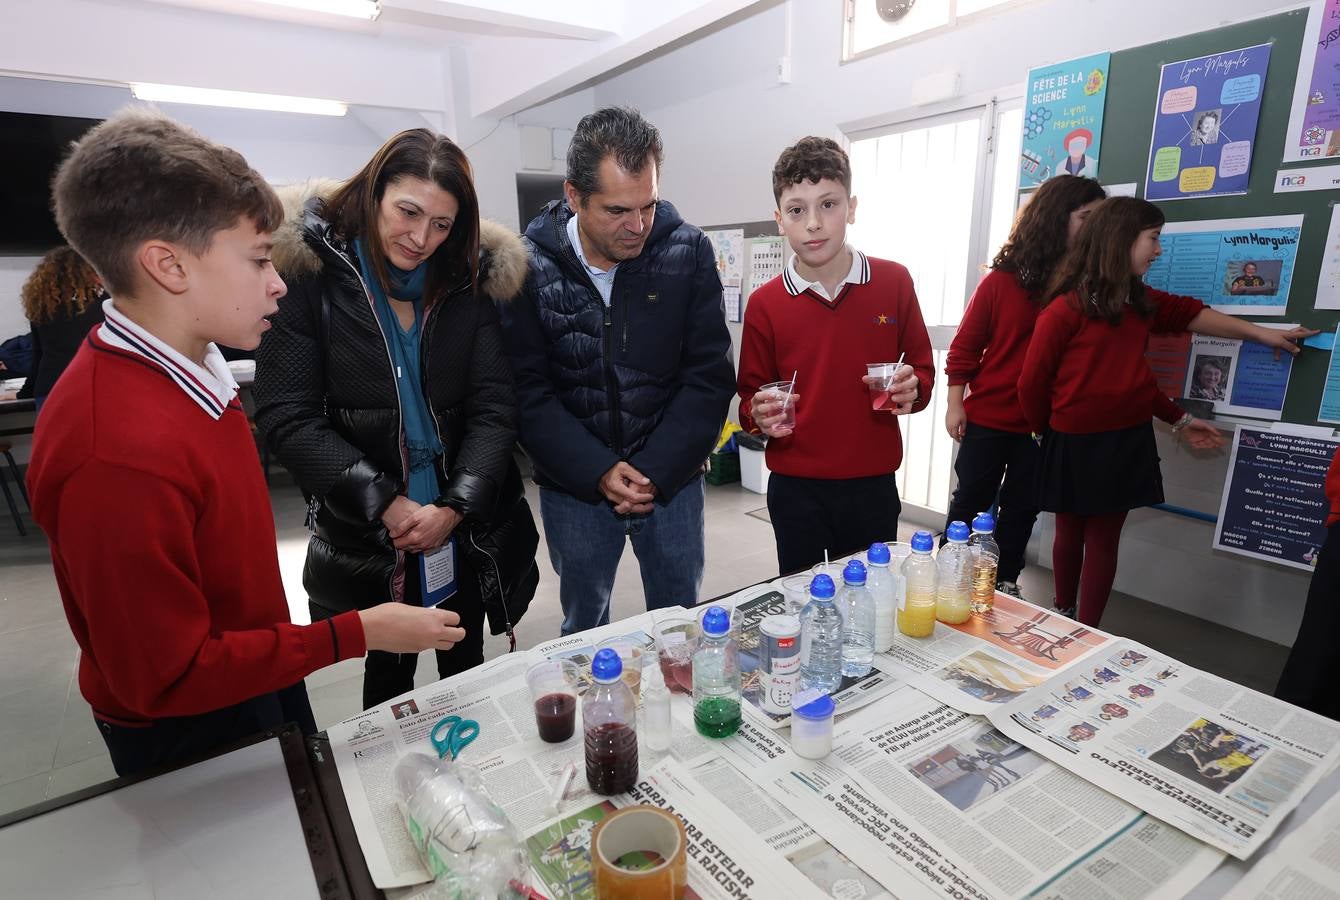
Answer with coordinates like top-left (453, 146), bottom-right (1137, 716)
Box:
top-left (130, 83), bottom-right (348, 116)
top-left (254, 0), bottom-right (381, 19)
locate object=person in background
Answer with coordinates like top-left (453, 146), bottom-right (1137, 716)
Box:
top-left (1018, 197), bottom-right (1315, 626)
top-left (17, 246), bottom-right (106, 411)
top-left (28, 108), bottom-right (466, 777)
top-left (501, 107), bottom-right (734, 635)
top-left (739, 136), bottom-right (934, 573)
top-left (256, 129), bottom-right (537, 710)
top-left (1276, 445), bottom-right (1340, 720)
top-left (943, 175), bottom-right (1105, 600)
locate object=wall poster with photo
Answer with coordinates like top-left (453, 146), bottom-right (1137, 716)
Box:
top-left (1184, 328), bottom-right (1298, 420)
top-left (1144, 215), bottom-right (1303, 315)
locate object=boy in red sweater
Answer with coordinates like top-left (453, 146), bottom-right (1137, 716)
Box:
top-left (27, 108), bottom-right (466, 777)
top-left (738, 137), bottom-right (934, 572)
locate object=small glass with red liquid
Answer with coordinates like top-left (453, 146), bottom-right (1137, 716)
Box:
top-left (526, 659), bottom-right (580, 743)
top-left (653, 615), bottom-right (700, 695)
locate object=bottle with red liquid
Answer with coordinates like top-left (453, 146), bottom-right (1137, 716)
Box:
top-left (583, 647), bottom-right (638, 795)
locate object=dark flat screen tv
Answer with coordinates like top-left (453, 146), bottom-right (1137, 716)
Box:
top-left (0, 111), bottom-right (101, 255)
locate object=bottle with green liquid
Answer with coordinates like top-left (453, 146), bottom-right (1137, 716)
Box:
top-left (692, 606), bottom-right (741, 738)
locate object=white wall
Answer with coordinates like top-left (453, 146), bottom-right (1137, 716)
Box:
top-left (589, 0), bottom-right (1312, 643)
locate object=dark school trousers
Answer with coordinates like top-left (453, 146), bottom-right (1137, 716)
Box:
top-left (942, 422), bottom-right (1040, 583)
top-left (767, 472), bottom-right (901, 575)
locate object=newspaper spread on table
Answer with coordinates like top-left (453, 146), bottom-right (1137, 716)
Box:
top-left (989, 638), bottom-right (1340, 860)
top-left (1219, 769), bottom-right (1340, 899)
top-left (714, 683), bottom-right (1223, 900)
top-left (328, 594), bottom-right (1335, 898)
top-left (721, 580), bottom-right (905, 728)
top-left (877, 592), bottom-right (1113, 716)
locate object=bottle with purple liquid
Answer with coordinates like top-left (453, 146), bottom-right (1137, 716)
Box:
top-left (583, 648), bottom-right (638, 795)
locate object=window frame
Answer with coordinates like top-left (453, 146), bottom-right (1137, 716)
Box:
top-left (841, 0), bottom-right (1035, 64)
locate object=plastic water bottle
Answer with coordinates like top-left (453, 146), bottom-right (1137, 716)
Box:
top-left (641, 661), bottom-right (672, 753)
top-left (583, 648), bottom-right (638, 794)
top-left (865, 543), bottom-right (896, 653)
top-left (937, 521), bottom-right (974, 625)
top-left (799, 574), bottom-right (843, 693)
top-left (969, 512), bottom-right (1001, 614)
top-left (837, 560), bottom-right (875, 677)
top-left (693, 606), bottom-right (741, 738)
top-left (899, 531), bottom-right (939, 638)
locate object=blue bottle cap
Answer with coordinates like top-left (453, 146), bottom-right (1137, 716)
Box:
top-left (946, 521), bottom-right (971, 542)
top-left (701, 605), bottom-right (731, 637)
top-left (911, 530), bottom-right (935, 553)
top-left (793, 693), bottom-right (836, 720)
top-left (591, 647), bottom-right (623, 682)
top-left (972, 512), bottom-right (996, 533)
top-left (809, 574), bottom-right (836, 599)
top-left (842, 559), bottom-right (867, 585)
top-left (866, 542), bottom-right (891, 565)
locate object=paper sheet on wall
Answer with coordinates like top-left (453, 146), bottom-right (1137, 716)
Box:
top-left (1143, 215), bottom-right (1302, 316)
top-left (705, 228), bottom-right (744, 288)
top-left (723, 286), bottom-right (741, 323)
top-left (1316, 205), bottom-right (1340, 310)
top-left (746, 236), bottom-right (785, 300)
top-left (1184, 326), bottom-right (1298, 420)
top-left (1145, 43), bottom-right (1271, 201)
top-left (1283, 0), bottom-right (1340, 163)
top-left (1320, 325), bottom-right (1340, 422)
top-left (1019, 52), bottom-right (1111, 188)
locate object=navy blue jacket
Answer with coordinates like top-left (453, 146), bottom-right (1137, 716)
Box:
top-left (502, 199), bottom-right (734, 503)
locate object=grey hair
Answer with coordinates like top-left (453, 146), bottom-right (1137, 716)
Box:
top-left (566, 107), bottom-right (664, 202)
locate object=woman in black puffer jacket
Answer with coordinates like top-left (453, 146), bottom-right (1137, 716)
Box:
top-left (254, 130), bottom-right (538, 709)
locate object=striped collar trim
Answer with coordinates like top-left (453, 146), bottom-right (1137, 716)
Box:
top-left (96, 299), bottom-right (238, 420)
top-left (782, 246), bottom-right (870, 300)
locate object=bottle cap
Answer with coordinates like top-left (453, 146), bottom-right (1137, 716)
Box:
top-left (591, 647), bottom-right (623, 682)
top-left (946, 521), bottom-right (971, 542)
top-left (842, 559), bottom-right (867, 585)
top-left (808, 573), bottom-right (836, 599)
top-left (701, 605), bottom-right (731, 637)
top-left (910, 530), bottom-right (935, 553)
top-left (866, 542), bottom-right (891, 565)
top-left (972, 512), bottom-right (996, 533)
top-left (793, 693), bottom-right (836, 720)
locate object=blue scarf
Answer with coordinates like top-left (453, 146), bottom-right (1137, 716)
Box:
top-left (353, 238), bottom-right (444, 506)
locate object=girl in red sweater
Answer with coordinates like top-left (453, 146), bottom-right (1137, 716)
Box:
top-left (1019, 198), bottom-right (1313, 625)
top-left (944, 175), bottom-right (1105, 599)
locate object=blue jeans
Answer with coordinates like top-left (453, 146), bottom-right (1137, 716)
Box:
top-left (540, 476), bottom-right (706, 635)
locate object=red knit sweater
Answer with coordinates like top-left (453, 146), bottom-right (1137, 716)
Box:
top-left (738, 257), bottom-right (935, 479)
top-left (27, 333), bottom-right (367, 725)
top-left (944, 269), bottom-right (1036, 434)
top-left (1018, 288), bottom-right (1203, 434)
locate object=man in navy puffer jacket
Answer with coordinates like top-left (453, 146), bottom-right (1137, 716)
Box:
top-left (501, 107), bottom-right (734, 635)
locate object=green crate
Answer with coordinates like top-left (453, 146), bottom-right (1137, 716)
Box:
top-left (705, 450), bottom-right (740, 485)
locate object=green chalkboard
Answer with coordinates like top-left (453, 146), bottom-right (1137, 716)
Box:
top-left (1097, 7), bottom-right (1334, 425)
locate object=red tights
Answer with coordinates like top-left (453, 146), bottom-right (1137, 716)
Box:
top-left (1052, 511), bottom-right (1129, 626)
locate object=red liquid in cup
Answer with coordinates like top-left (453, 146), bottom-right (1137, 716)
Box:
top-left (534, 693), bottom-right (577, 742)
top-left (658, 653), bottom-right (694, 694)
top-left (584, 722), bottom-right (638, 794)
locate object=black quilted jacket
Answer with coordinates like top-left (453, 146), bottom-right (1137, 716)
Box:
top-left (501, 199), bottom-right (735, 503)
top-left (254, 181), bottom-right (536, 618)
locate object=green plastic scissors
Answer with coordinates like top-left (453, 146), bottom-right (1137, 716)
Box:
top-left (430, 715), bottom-right (479, 761)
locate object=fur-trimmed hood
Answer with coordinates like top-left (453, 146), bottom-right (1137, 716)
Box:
top-left (270, 178), bottom-right (527, 302)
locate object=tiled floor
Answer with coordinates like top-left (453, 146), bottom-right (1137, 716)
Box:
top-left (0, 468), bottom-right (1291, 819)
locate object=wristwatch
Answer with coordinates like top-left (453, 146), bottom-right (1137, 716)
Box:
top-left (1171, 412), bottom-right (1194, 433)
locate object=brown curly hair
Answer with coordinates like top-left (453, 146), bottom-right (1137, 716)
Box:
top-left (992, 175), bottom-right (1105, 300)
top-left (772, 136), bottom-right (852, 205)
top-left (20, 246), bottom-right (103, 325)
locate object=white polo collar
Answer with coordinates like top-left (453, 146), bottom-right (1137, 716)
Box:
top-left (97, 298), bottom-right (238, 420)
top-left (782, 246), bottom-right (870, 302)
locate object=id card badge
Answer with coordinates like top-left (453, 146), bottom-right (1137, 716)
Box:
top-left (419, 537), bottom-right (459, 607)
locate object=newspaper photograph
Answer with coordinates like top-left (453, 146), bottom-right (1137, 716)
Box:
top-left (991, 639), bottom-right (1340, 859)
top-left (878, 592), bottom-right (1112, 716)
top-left (524, 758), bottom-right (808, 900)
top-left (717, 685), bottom-right (1222, 900)
top-left (724, 581), bottom-right (904, 728)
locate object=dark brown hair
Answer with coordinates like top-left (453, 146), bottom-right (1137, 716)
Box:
top-left (52, 107), bottom-right (283, 297)
top-left (20, 246), bottom-right (103, 325)
top-left (772, 137), bottom-right (852, 205)
top-left (323, 129), bottom-right (480, 301)
top-left (566, 107), bottom-right (663, 203)
top-left (1045, 197), bottom-right (1165, 323)
top-left (993, 175), bottom-right (1106, 300)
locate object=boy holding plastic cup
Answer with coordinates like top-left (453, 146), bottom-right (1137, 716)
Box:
top-left (738, 137), bottom-right (933, 574)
